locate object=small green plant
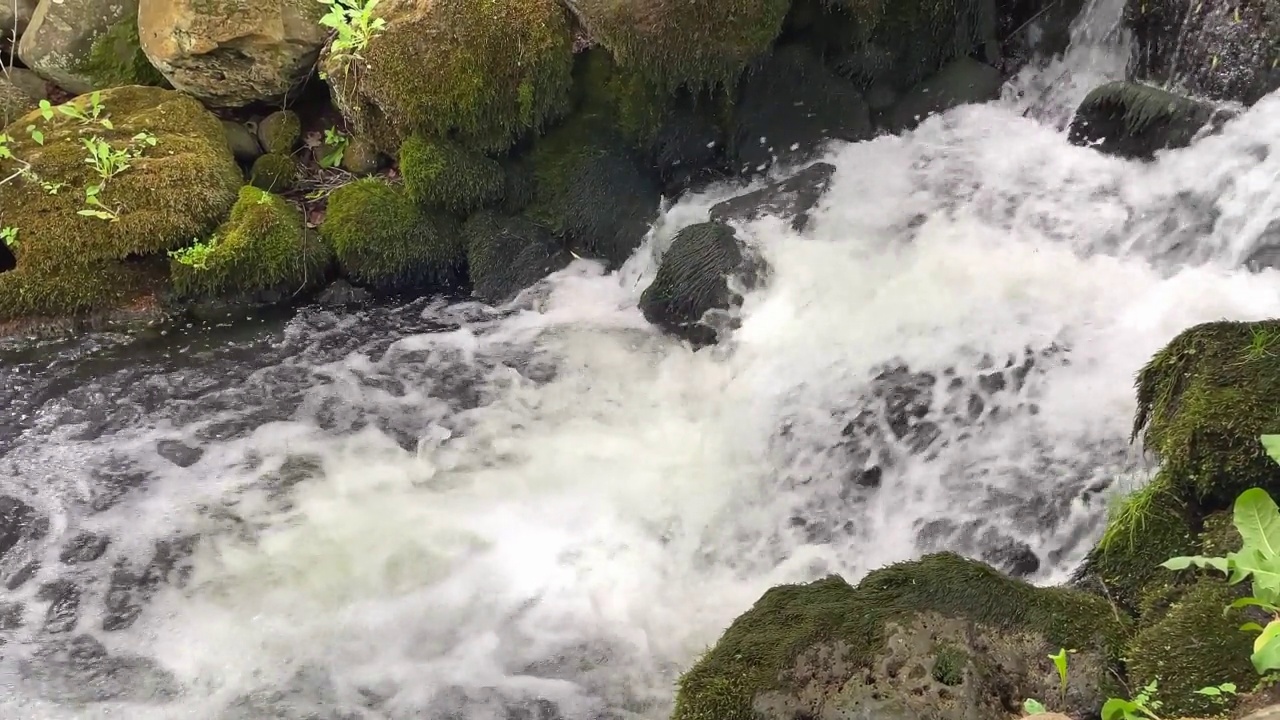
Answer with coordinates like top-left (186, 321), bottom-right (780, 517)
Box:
top-left (51, 91), bottom-right (113, 129)
top-left (0, 226), bottom-right (17, 249)
top-left (81, 136), bottom-right (133, 182)
top-left (319, 126), bottom-right (348, 168)
top-left (78, 184), bottom-right (120, 222)
top-left (168, 235), bottom-right (219, 271)
top-left (1102, 679), bottom-right (1163, 720)
top-left (0, 131), bottom-right (12, 161)
top-left (318, 0), bottom-right (387, 70)
top-left (26, 123), bottom-right (44, 145)
top-left (1022, 698), bottom-right (1047, 715)
top-left (1244, 326), bottom-right (1280, 360)
top-left (1049, 647), bottom-right (1073, 697)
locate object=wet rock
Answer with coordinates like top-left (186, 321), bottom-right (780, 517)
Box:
top-left (639, 222), bottom-right (765, 347)
top-left (646, 98), bottom-right (727, 196)
top-left (90, 458), bottom-right (153, 511)
top-left (1068, 81), bottom-right (1226, 160)
top-left (883, 57), bottom-right (1004, 133)
top-left (156, 439), bottom-right (203, 468)
top-left (20, 633), bottom-right (180, 703)
top-left (103, 536), bottom-right (196, 631)
top-left (38, 580), bottom-right (81, 634)
top-left (316, 280), bottom-right (373, 307)
top-left (464, 211), bottom-right (573, 305)
top-left (709, 162), bottom-right (836, 233)
top-left (1245, 222), bottom-right (1280, 272)
top-left (916, 518), bottom-right (1042, 578)
top-left (6, 560), bottom-right (39, 590)
top-left (0, 494), bottom-right (44, 559)
top-left (59, 531), bottom-right (110, 564)
top-left (997, 0), bottom-right (1087, 67)
top-left (731, 44), bottom-right (873, 175)
top-left (0, 601), bottom-right (23, 630)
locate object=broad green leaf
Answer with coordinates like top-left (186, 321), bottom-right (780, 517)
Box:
top-left (1101, 698), bottom-right (1140, 720)
top-left (1261, 434), bottom-right (1280, 464)
top-left (1195, 686), bottom-right (1221, 696)
top-left (1229, 547), bottom-right (1280, 603)
top-left (1254, 620), bottom-right (1280, 673)
top-left (1228, 596), bottom-right (1280, 614)
top-left (1022, 699), bottom-right (1046, 715)
top-left (1234, 488), bottom-right (1280, 556)
top-left (1162, 555), bottom-right (1230, 573)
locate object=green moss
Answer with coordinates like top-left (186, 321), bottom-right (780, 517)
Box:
top-left (575, 49), bottom-right (674, 145)
top-left (324, 0), bottom-right (574, 153)
top-left (0, 86), bottom-right (242, 318)
top-left (168, 186), bottom-right (330, 299)
top-left (257, 110), bottom-right (301, 154)
top-left (319, 178), bottom-right (464, 292)
top-left (398, 135), bottom-right (504, 214)
top-left (1199, 510), bottom-right (1241, 558)
top-left (249, 152), bottom-right (298, 192)
top-left (1125, 579), bottom-right (1254, 717)
top-left (0, 261), bottom-right (133, 320)
top-left (1078, 473), bottom-right (1198, 612)
top-left (573, 0), bottom-right (791, 89)
top-left (1133, 320), bottom-right (1280, 505)
top-left (76, 17), bottom-right (166, 89)
top-left (672, 553), bottom-right (1127, 720)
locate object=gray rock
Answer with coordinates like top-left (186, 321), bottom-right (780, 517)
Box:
top-left (221, 120), bottom-right (263, 163)
top-left (38, 580), bottom-right (80, 633)
top-left (0, 0), bottom-right (37, 45)
top-left (884, 57), bottom-right (1004, 133)
top-left (18, 0), bottom-right (140, 93)
top-left (0, 495), bottom-right (43, 560)
top-left (59, 531), bottom-right (110, 564)
top-left (316, 280), bottom-right (372, 307)
top-left (20, 633), bottom-right (179, 703)
top-left (709, 162), bottom-right (836, 233)
top-left (156, 439), bottom-right (203, 468)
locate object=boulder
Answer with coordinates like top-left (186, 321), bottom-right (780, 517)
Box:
top-left (0, 0), bottom-right (37, 45)
top-left (18, 0), bottom-right (162, 93)
top-left (137, 0), bottom-right (326, 107)
top-left (1067, 81), bottom-right (1227, 160)
top-left (248, 152), bottom-right (298, 192)
top-left (731, 45), bottom-right (873, 175)
top-left (0, 73), bottom-right (37, 125)
top-left (0, 495), bottom-right (44, 560)
top-left (256, 109), bottom-right (300, 154)
top-left (709, 162), bottom-right (836, 233)
top-left (400, 135), bottom-right (505, 215)
top-left (0, 85), bottom-right (242, 320)
top-left (221, 120), bottom-right (263, 163)
top-left (464, 211), bottom-right (572, 304)
top-left (338, 137), bottom-right (383, 175)
top-left (639, 222), bottom-right (762, 347)
top-left (322, 0), bottom-right (574, 154)
top-left (883, 56), bottom-right (1004, 133)
top-left (672, 553), bottom-right (1126, 720)
top-left (1126, 0), bottom-right (1280, 105)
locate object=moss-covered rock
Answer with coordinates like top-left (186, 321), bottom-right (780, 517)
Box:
top-left (1125, 579), bottom-right (1255, 717)
top-left (18, 0), bottom-right (160, 93)
top-left (249, 152), bottom-right (298, 192)
top-left (672, 553), bottom-right (1127, 720)
top-left (1133, 320), bottom-right (1280, 505)
top-left (257, 110), bottom-right (301, 154)
top-left (168, 186), bottom-right (330, 300)
top-left (464, 210), bottom-right (572, 304)
top-left (525, 115), bottom-right (660, 269)
top-left (1067, 81), bottom-right (1223, 160)
top-left (399, 135), bottom-right (504, 215)
top-left (322, 0), bottom-right (574, 154)
top-left (338, 137), bottom-right (384, 175)
top-left (572, 0), bottom-right (791, 89)
top-left (78, 15), bottom-right (167, 89)
top-left (639, 222), bottom-right (762, 348)
top-left (0, 85), bottom-right (242, 319)
top-left (319, 178), bottom-right (463, 293)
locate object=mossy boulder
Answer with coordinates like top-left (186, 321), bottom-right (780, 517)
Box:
top-left (571, 0), bottom-right (790, 89)
top-left (464, 211), bottom-right (572, 304)
top-left (256, 110), bottom-right (301, 154)
top-left (322, 0), bottom-right (574, 154)
top-left (1133, 320), bottom-right (1280, 505)
top-left (525, 115), bottom-right (660, 269)
top-left (639, 222), bottom-right (763, 348)
top-left (249, 152), bottom-right (298, 192)
top-left (18, 0), bottom-right (161, 93)
top-left (0, 85), bottom-right (242, 319)
top-left (319, 178), bottom-right (463, 293)
top-left (1067, 81), bottom-right (1225, 160)
top-left (168, 186), bottom-right (331, 301)
top-left (399, 135), bottom-right (504, 215)
top-left (673, 553), bottom-right (1127, 720)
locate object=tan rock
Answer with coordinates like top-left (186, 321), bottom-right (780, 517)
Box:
top-left (138, 0), bottom-right (327, 107)
top-left (16, 0), bottom-right (157, 93)
top-left (1242, 703), bottom-right (1280, 720)
top-left (0, 0), bottom-right (38, 44)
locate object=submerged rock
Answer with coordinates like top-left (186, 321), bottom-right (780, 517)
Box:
top-left (1068, 81), bottom-right (1225, 159)
top-left (709, 162), bottom-right (836, 232)
top-left (0, 495), bottom-right (44, 560)
top-left (639, 222), bottom-right (763, 347)
top-left (20, 633), bottom-right (179, 703)
top-left (103, 535), bottom-right (196, 631)
top-left (59, 531), bottom-right (110, 564)
top-left (464, 211), bottom-right (572, 305)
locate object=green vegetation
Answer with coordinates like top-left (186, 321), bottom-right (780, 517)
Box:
top-left (318, 0), bottom-right (388, 71)
top-left (76, 16), bottom-right (166, 89)
top-left (249, 152), bottom-right (298, 192)
top-left (257, 110), bottom-right (301, 154)
top-left (318, 127), bottom-right (348, 168)
top-left (168, 186), bottom-right (330, 299)
top-left (398, 134), bottom-right (503, 214)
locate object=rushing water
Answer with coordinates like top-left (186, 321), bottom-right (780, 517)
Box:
top-left (6, 2), bottom-right (1280, 718)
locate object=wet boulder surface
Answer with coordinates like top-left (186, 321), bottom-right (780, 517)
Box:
top-left (1068, 81), bottom-right (1232, 160)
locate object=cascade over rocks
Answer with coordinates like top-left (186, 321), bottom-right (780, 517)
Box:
top-left (709, 162), bottom-right (836, 233)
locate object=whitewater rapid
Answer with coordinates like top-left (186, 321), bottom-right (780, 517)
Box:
top-left (7, 1), bottom-right (1280, 717)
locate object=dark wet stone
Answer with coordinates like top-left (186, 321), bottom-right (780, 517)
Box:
top-left (59, 531), bottom-right (110, 564)
top-left (156, 439), bottom-right (204, 468)
top-left (1067, 81), bottom-right (1225, 160)
top-left (0, 601), bottom-right (24, 630)
top-left (19, 633), bottom-right (180, 703)
top-left (103, 536), bottom-right (197, 632)
top-left (90, 460), bottom-right (152, 512)
top-left (0, 495), bottom-right (45, 559)
top-left (709, 162), bottom-right (837, 233)
top-left (915, 518), bottom-right (1042, 578)
top-left (317, 279), bottom-right (373, 307)
top-left (38, 580), bottom-right (81, 634)
top-left (6, 560), bottom-right (39, 590)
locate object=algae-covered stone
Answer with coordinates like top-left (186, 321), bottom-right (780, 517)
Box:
top-left (464, 210), bottom-right (571, 304)
top-left (673, 553), bottom-right (1126, 720)
top-left (526, 115), bottom-right (659, 269)
top-left (572, 0), bottom-right (790, 88)
top-left (256, 110), bottom-right (301, 154)
top-left (399, 135), bottom-right (504, 215)
top-left (1067, 81), bottom-right (1222, 160)
top-left (1133, 320), bottom-right (1280, 505)
top-left (138, 0), bottom-right (327, 107)
top-left (0, 85), bottom-right (242, 319)
top-left (18, 0), bottom-right (161, 93)
top-left (249, 153), bottom-right (298, 192)
top-left (322, 0), bottom-right (574, 154)
top-left (339, 137), bottom-right (384, 175)
top-left (169, 186), bottom-right (330, 300)
top-left (319, 177), bottom-right (463, 293)
top-left (639, 222), bottom-right (762, 348)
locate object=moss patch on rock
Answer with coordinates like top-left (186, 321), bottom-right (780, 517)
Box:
top-left (323, 0), bottom-right (574, 154)
top-left (257, 110), bottom-right (301, 154)
top-left (319, 177), bottom-right (463, 293)
top-left (77, 16), bottom-right (166, 89)
top-left (0, 85), bottom-right (242, 318)
top-left (399, 135), bottom-right (504, 215)
top-left (1133, 320), bottom-right (1280, 505)
top-left (464, 210), bottom-right (571, 304)
top-left (672, 553), bottom-right (1127, 720)
top-left (572, 0), bottom-right (791, 89)
top-left (249, 152), bottom-right (298, 192)
top-left (168, 186), bottom-right (330, 300)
